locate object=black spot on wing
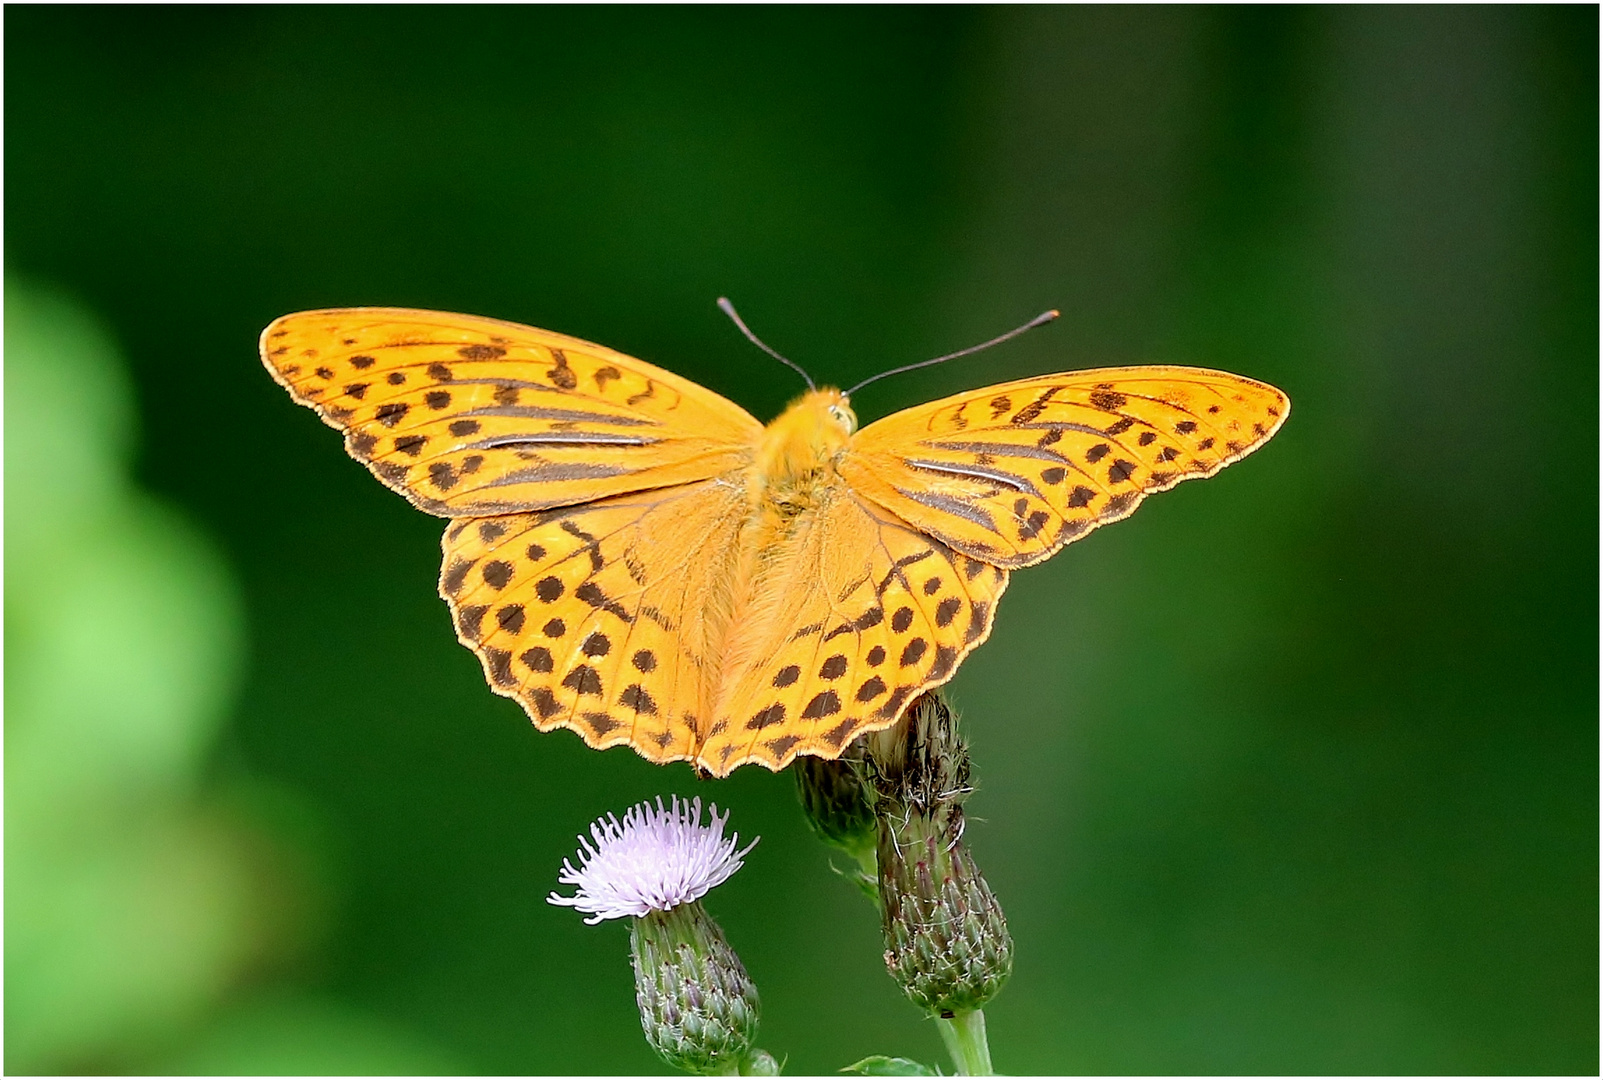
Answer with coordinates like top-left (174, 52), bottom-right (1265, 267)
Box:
top-left (802, 690), bottom-right (842, 719)
top-left (528, 686), bottom-right (562, 718)
top-left (562, 664), bottom-right (604, 696)
top-left (965, 602), bottom-right (990, 644)
top-left (856, 675), bottom-right (887, 702)
top-left (575, 580), bottom-right (634, 621)
top-left (928, 645), bottom-right (959, 681)
top-left (442, 558), bottom-right (473, 596)
top-left (748, 703), bottom-right (786, 730)
top-left (457, 604), bottom-right (488, 641)
top-left (764, 734), bottom-right (802, 758)
top-left (485, 648), bottom-right (516, 686)
top-left (619, 684), bottom-right (658, 716)
top-left (429, 462), bottom-right (457, 490)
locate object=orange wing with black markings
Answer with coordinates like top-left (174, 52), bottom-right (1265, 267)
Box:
top-left (698, 481), bottom-right (1009, 774)
top-left (261, 308), bottom-right (760, 515)
top-left (437, 479), bottom-right (750, 765)
top-left (839, 368), bottom-right (1289, 569)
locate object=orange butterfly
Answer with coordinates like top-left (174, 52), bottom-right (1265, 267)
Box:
top-left (261, 307), bottom-right (1288, 776)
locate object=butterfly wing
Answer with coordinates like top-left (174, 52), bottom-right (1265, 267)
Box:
top-left (698, 482), bottom-right (1008, 776)
top-left (439, 478), bottom-right (751, 762)
top-left (839, 367), bottom-right (1289, 569)
top-left (262, 308), bottom-right (761, 515)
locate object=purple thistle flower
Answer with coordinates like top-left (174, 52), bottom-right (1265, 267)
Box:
top-left (549, 796), bottom-right (758, 924)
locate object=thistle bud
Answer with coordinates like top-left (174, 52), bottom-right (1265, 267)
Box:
top-left (868, 692), bottom-right (1013, 1018)
top-left (631, 900), bottom-right (762, 1075)
top-left (794, 740), bottom-right (879, 896)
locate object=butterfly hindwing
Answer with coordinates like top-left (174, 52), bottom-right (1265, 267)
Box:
top-left (262, 308), bottom-right (761, 516)
top-left (439, 478), bottom-right (750, 762)
top-left (839, 367), bottom-right (1289, 568)
top-left (699, 483), bottom-right (1008, 775)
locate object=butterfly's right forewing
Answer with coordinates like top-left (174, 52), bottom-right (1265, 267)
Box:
top-left (840, 368), bottom-right (1289, 569)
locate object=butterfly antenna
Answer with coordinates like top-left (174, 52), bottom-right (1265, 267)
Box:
top-left (843, 309), bottom-right (1060, 397)
top-left (717, 297), bottom-right (816, 391)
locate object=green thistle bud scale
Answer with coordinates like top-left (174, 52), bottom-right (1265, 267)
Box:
top-left (879, 822), bottom-right (1014, 1016)
top-left (631, 900), bottom-right (761, 1075)
top-left (794, 741), bottom-right (880, 897)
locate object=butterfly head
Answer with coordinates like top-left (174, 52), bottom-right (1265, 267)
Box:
top-left (820, 389), bottom-right (858, 436)
top-left (757, 388), bottom-right (858, 484)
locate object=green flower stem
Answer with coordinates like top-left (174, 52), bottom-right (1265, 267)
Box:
top-left (935, 1008), bottom-right (993, 1076)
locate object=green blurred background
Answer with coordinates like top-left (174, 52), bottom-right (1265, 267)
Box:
top-left (5, 5), bottom-right (1596, 1075)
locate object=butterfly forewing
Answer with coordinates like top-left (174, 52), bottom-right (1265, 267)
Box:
top-left (439, 479), bottom-right (751, 761)
top-left (261, 309), bottom-right (761, 516)
top-left (840, 368), bottom-right (1289, 569)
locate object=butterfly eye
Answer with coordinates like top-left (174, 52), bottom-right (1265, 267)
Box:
top-left (827, 405), bottom-right (853, 431)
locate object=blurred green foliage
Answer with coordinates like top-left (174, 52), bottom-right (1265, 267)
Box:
top-left (5, 5), bottom-right (1596, 1075)
top-left (5, 281), bottom-right (459, 1074)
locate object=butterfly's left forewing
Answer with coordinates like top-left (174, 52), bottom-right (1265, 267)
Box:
top-left (840, 368), bottom-right (1289, 569)
top-left (262, 308), bottom-right (761, 516)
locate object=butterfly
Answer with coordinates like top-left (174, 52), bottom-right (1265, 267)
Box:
top-left (261, 307), bottom-right (1288, 776)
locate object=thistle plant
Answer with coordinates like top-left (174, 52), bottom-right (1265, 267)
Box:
top-left (549, 797), bottom-right (776, 1076)
top-left (554, 692), bottom-right (1011, 1077)
top-left (865, 692), bottom-right (1012, 1075)
top-left (796, 690), bottom-right (1014, 1075)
